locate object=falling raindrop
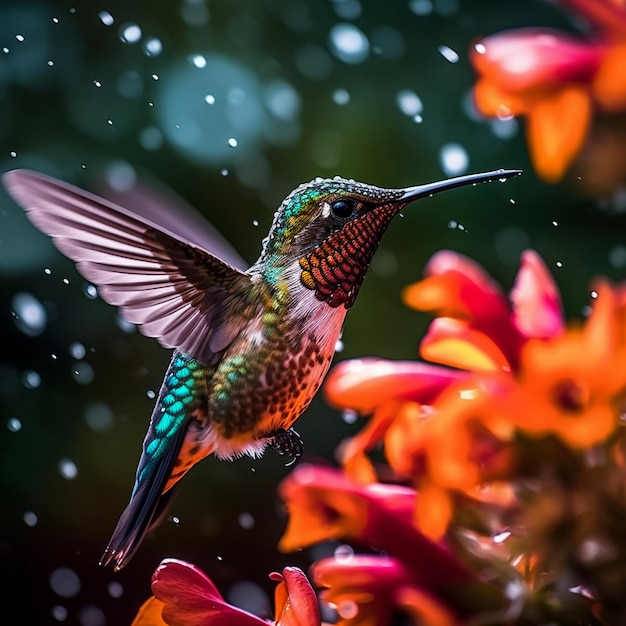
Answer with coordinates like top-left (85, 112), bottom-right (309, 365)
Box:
top-left (84, 402), bottom-right (114, 432)
top-left (556, 261), bottom-right (563, 268)
top-left (50, 567), bottom-right (81, 597)
top-left (396, 89), bottom-right (422, 117)
top-left (22, 371), bottom-right (41, 389)
top-left (71, 361), bottom-right (94, 385)
top-left (334, 544), bottom-right (354, 560)
top-left (52, 606), bottom-right (68, 621)
top-left (98, 11), bottom-right (115, 26)
top-left (7, 417), bottom-right (22, 432)
top-left (23, 511), bottom-right (38, 527)
top-left (78, 605), bottom-right (106, 626)
top-left (342, 410), bottom-right (358, 424)
top-left (119, 23), bottom-right (142, 44)
top-left (11, 292), bottom-right (47, 337)
top-left (238, 512), bottom-right (255, 529)
top-left (108, 581), bottom-right (124, 598)
top-left (228, 137), bottom-right (238, 147)
top-left (204, 94), bottom-right (215, 104)
top-left (58, 458), bottom-right (78, 480)
top-left (335, 338), bottom-right (344, 352)
top-left (328, 23), bottom-right (369, 64)
top-left (437, 44), bottom-right (459, 63)
top-left (439, 142), bottom-right (469, 176)
top-left (68, 342), bottom-right (86, 360)
top-left (332, 88), bottom-right (350, 105)
top-left (84, 284), bottom-right (98, 299)
top-left (143, 37), bottom-right (162, 57)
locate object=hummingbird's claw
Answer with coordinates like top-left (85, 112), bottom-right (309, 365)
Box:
top-left (265, 428), bottom-right (303, 466)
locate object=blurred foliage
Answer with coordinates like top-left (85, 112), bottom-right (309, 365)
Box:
top-left (1, 1), bottom-right (626, 625)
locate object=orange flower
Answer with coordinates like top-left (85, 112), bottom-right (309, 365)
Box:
top-left (324, 359), bottom-right (467, 482)
top-left (494, 283), bottom-right (626, 448)
top-left (403, 249), bottom-right (563, 373)
top-left (132, 559), bottom-right (320, 626)
top-left (470, 0), bottom-right (626, 181)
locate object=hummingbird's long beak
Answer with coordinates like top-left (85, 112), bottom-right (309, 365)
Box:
top-left (395, 169), bottom-right (522, 203)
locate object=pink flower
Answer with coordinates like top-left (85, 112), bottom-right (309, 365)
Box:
top-left (131, 559), bottom-right (320, 626)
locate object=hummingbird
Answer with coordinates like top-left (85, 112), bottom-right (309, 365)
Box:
top-left (2, 166), bottom-right (520, 569)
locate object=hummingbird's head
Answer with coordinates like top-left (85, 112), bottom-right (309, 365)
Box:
top-left (258, 169), bottom-right (520, 309)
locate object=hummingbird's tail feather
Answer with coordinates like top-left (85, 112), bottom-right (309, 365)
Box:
top-left (99, 421), bottom-right (188, 571)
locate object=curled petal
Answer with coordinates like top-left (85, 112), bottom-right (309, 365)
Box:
top-left (526, 85), bottom-right (592, 182)
top-left (151, 559), bottom-right (266, 626)
top-left (131, 597), bottom-right (168, 626)
top-left (471, 29), bottom-right (603, 91)
top-left (324, 358), bottom-right (466, 413)
top-left (271, 567), bottom-right (320, 626)
top-left (404, 250), bottom-right (508, 323)
top-left (420, 318), bottom-right (511, 372)
top-left (510, 249), bottom-right (564, 339)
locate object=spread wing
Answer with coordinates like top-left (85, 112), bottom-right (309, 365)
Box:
top-left (2, 169), bottom-right (254, 363)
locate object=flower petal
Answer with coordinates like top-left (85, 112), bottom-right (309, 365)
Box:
top-left (271, 567), bottom-right (320, 626)
top-left (151, 559), bottom-right (266, 626)
top-left (510, 249), bottom-right (564, 339)
top-left (131, 597), bottom-right (168, 626)
top-left (324, 358), bottom-right (466, 413)
top-left (420, 318), bottom-right (511, 372)
top-left (471, 29), bottom-right (603, 91)
top-left (593, 43), bottom-right (626, 111)
top-left (526, 86), bottom-right (592, 182)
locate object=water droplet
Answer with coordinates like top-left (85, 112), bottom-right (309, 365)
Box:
top-left (84, 402), bottom-right (114, 432)
top-left (556, 261), bottom-right (563, 268)
top-left (238, 511), bottom-right (255, 529)
top-left (332, 88), bottom-right (350, 105)
top-left (409, 0), bottom-right (433, 15)
top-left (341, 409), bottom-right (358, 424)
top-left (336, 600), bottom-right (359, 619)
top-left (221, 168), bottom-right (229, 176)
top-left (23, 370), bottom-right (41, 389)
top-left (328, 23), bottom-right (369, 64)
top-left (492, 530), bottom-right (511, 544)
top-left (170, 516), bottom-right (180, 526)
top-left (58, 458), bottom-right (78, 480)
top-left (228, 137), bottom-right (238, 148)
top-left (15, 34), bottom-right (25, 42)
top-left (23, 510), bottom-right (38, 527)
top-left (11, 292), bottom-right (47, 336)
top-left (151, 73), bottom-right (159, 81)
top-left (10, 150), bottom-right (17, 157)
top-left (47, 60), bottom-right (55, 67)
top-left (474, 42), bottom-right (486, 54)
top-left (590, 290), bottom-right (598, 299)
top-left (84, 284), bottom-right (98, 299)
top-left (439, 142), bottom-right (469, 176)
top-left (334, 544), bottom-right (354, 560)
top-left (108, 581), bottom-right (124, 598)
top-left (448, 219), bottom-right (457, 229)
top-left (98, 11), bottom-right (115, 26)
top-left (396, 89), bottom-right (422, 116)
top-left (116, 314), bottom-right (136, 333)
top-left (44, 268), bottom-right (52, 275)
top-left (509, 198), bottom-right (516, 204)
top-left (2, 47), bottom-right (9, 54)
top-left (119, 23), bottom-right (142, 44)
top-left (50, 567), bottom-right (81, 597)
top-left (71, 361), bottom-right (94, 385)
top-left (68, 342), bottom-right (86, 360)
top-left (552, 220), bottom-right (558, 227)
top-left (190, 54), bottom-right (207, 68)
top-left (144, 37), bottom-right (162, 57)
top-left (335, 338), bottom-right (344, 352)
top-left (78, 605), bottom-right (106, 626)
top-left (204, 94), bottom-right (215, 104)
top-left (7, 417), bottom-right (22, 432)
top-left (93, 80), bottom-right (102, 88)
top-left (62, 278), bottom-right (70, 285)
top-left (438, 45), bottom-right (459, 63)
top-left (52, 605), bottom-right (68, 621)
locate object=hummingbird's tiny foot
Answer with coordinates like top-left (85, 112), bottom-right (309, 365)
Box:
top-left (265, 427), bottom-right (303, 466)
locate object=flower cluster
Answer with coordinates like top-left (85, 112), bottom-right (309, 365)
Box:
top-left (471, 0), bottom-right (626, 184)
top-left (132, 249), bottom-right (626, 625)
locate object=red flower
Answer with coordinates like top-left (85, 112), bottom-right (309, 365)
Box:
top-left (470, 0), bottom-right (626, 181)
top-left (131, 559), bottom-right (320, 626)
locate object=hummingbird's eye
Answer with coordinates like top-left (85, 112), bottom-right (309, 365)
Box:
top-left (330, 199), bottom-right (355, 219)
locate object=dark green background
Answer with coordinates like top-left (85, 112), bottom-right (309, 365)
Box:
top-left (1, 1), bottom-right (624, 625)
